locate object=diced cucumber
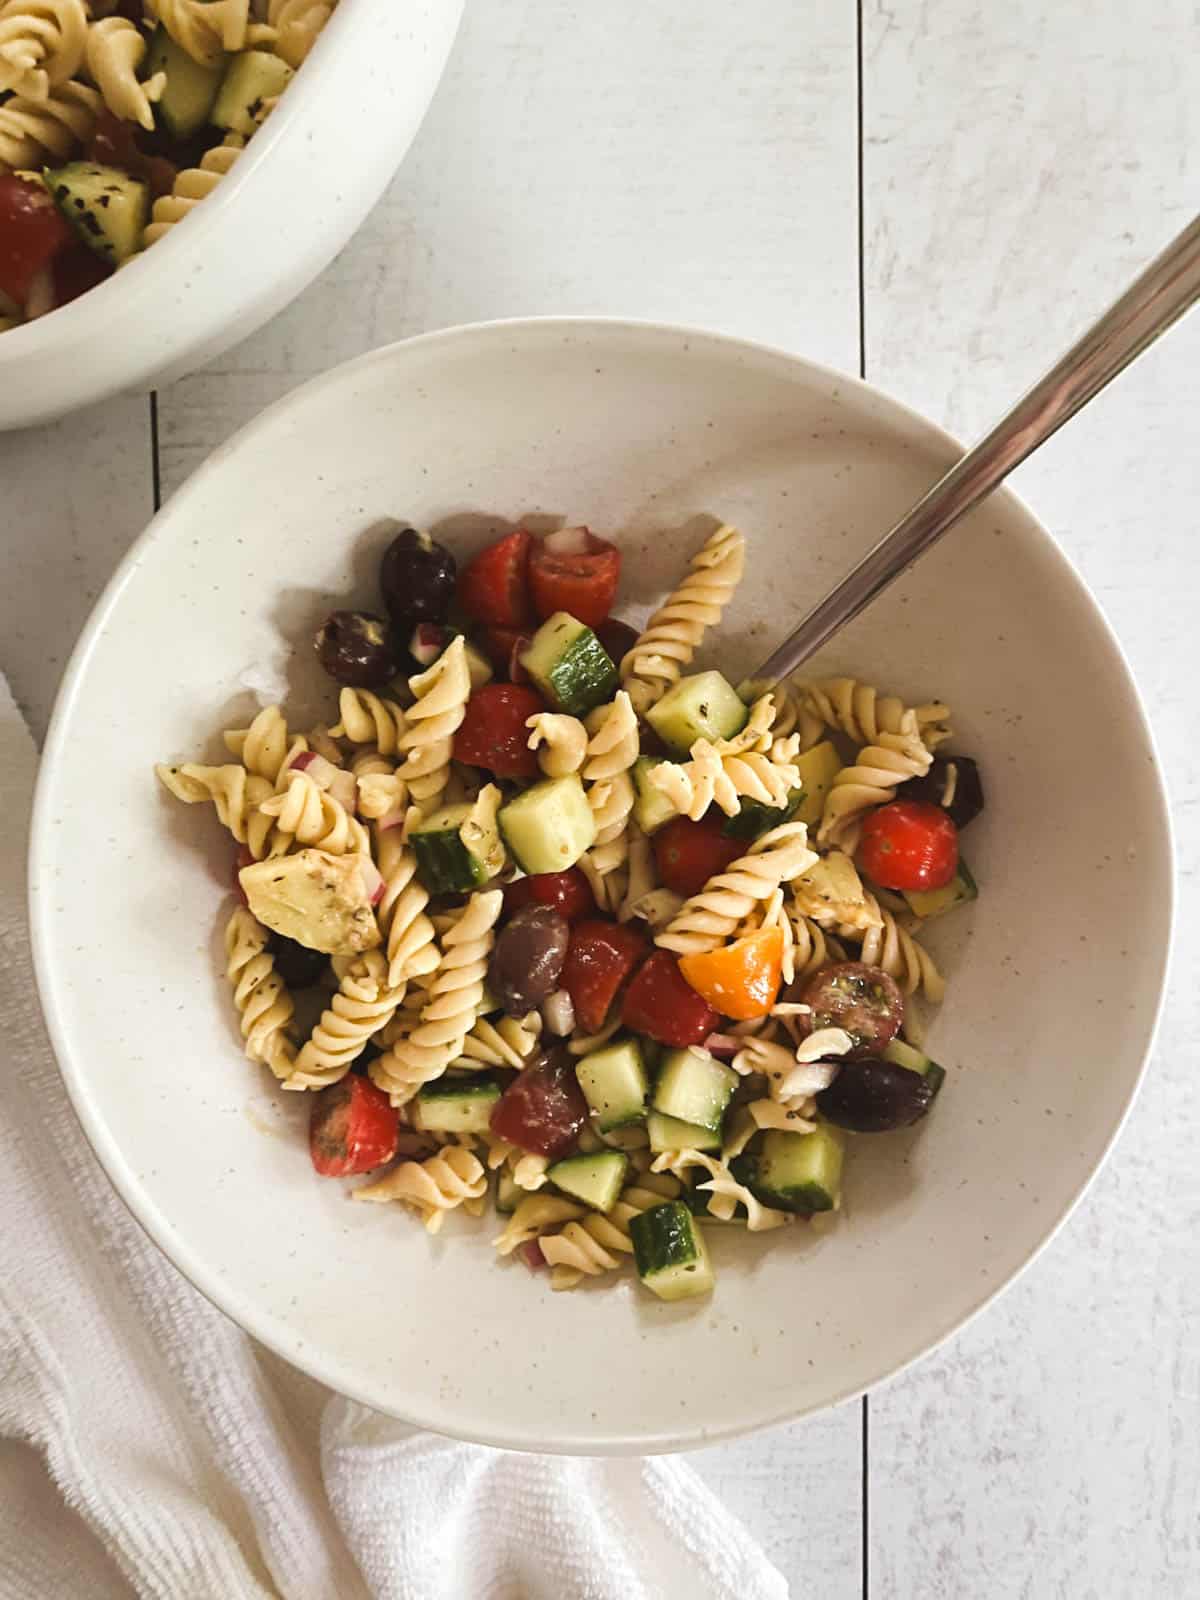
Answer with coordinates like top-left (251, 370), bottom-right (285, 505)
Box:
top-left (632, 756), bottom-right (679, 834)
top-left (903, 858), bottom-right (978, 921)
top-left (630, 1201), bottom-right (715, 1300)
top-left (793, 740), bottom-right (842, 829)
top-left (410, 802), bottom-right (490, 894)
top-left (547, 1150), bottom-right (628, 1212)
top-left (731, 1126), bottom-right (845, 1214)
top-left (647, 1110), bottom-right (721, 1154)
top-left (415, 1074), bottom-right (502, 1133)
top-left (498, 774), bottom-right (596, 873)
top-left (652, 1047), bottom-right (738, 1134)
top-left (43, 163), bottom-right (147, 266)
top-left (883, 1039), bottom-right (947, 1096)
top-left (212, 48), bottom-right (293, 135)
top-left (722, 787), bottom-right (803, 840)
top-left (521, 612), bottom-right (617, 715)
top-left (495, 1169), bottom-right (522, 1214)
top-left (646, 671), bottom-right (747, 756)
top-left (575, 1036), bottom-right (649, 1130)
top-left (146, 27), bottom-right (225, 137)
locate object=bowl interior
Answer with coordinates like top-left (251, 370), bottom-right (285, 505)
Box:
top-left (31, 321), bottom-right (1172, 1451)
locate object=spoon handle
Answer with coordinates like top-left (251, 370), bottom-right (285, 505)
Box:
top-left (751, 211), bottom-right (1200, 683)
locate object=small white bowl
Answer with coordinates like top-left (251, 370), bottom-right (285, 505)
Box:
top-left (0, 0), bottom-right (462, 431)
top-left (30, 319), bottom-right (1173, 1452)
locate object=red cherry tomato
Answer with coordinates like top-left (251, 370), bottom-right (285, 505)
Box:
top-left (309, 1077), bottom-right (399, 1176)
top-left (85, 109), bottom-right (179, 199)
top-left (622, 950), bottom-right (720, 1046)
top-left (474, 624), bottom-right (532, 681)
top-left (52, 241), bottom-right (111, 307)
top-left (594, 615), bottom-right (639, 666)
top-left (458, 529), bottom-right (534, 627)
top-left (503, 868), bottom-right (596, 924)
top-left (561, 918), bottom-right (648, 1034)
top-left (0, 175), bottom-right (73, 305)
top-left (528, 528), bottom-right (621, 629)
top-left (857, 800), bottom-right (959, 893)
top-left (489, 1048), bottom-right (589, 1157)
top-left (652, 814), bottom-right (743, 898)
top-left (452, 682), bottom-right (544, 778)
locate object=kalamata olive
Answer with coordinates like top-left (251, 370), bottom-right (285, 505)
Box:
top-left (793, 961), bottom-right (904, 1057)
top-left (268, 932), bottom-right (329, 989)
top-left (489, 1046), bottom-right (588, 1156)
top-left (488, 904), bottom-right (570, 1016)
top-left (381, 527), bottom-right (457, 622)
top-left (815, 1057), bottom-right (939, 1132)
top-left (315, 610), bottom-right (401, 687)
top-left (594, 616), bottom-right (639, 665)
top-left (900, 755), bottom-right (984, 830)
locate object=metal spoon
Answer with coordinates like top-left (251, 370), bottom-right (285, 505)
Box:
top-left (750, 212), bottom-right (1200, 683)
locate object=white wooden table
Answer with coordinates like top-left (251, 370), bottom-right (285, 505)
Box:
top-left (4, 3), bottom-right (1198, 1592)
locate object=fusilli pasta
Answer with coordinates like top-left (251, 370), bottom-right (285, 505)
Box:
top-left (257, 768), bottom-right (369, 856)
top-left (373, 826), bottom-right (440, 993)
top-left (526, 712), bottom-right (588, 777)
top-left (224, 906), bottom-right (297, 1081)
top-left (331, 688), bottom-right (408, 756)
top-left (0, 0), bottom-right (87, 100)
top-left (252, 0), bottom-right (330, 66)
top-left (86, 15), bottom-right (163, 128)
top-left (156, 761), bottom-right (275, 854)
top-left (457, 1011), bottom-right (542, 1071)
top-left (655, 822), bottom-right (817, 956)
top-left (144, 0), bottom-right (248, 64)
top-left (493, 1192), bottom-right (583, 1256)
top-left (817, 715), bottom-right (934, 850)
top-left (143, 136), bottom-right (242, 247)
top-left (538, 1170), bottom-right (680, 1290)
top-left (0, 75), bottom-right (97, 166)
top-left (650, 1148), bottom-right (789, 1232)
top-left (223, 704), bottom-right (296, 784)
top-left (396, 635), bottom-right (470, 810)
top-left (854, 893), bottom-right (946, 1003)
top-left (284, 948), bottom-right (399, 1091)
top-left (353, 1144), bottom-right (487, 1232)
top-left (801, 675), bottom-right (952, 753)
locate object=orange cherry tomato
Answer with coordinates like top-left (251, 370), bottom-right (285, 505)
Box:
top-left (677, 926), bottom-right (784, 1021)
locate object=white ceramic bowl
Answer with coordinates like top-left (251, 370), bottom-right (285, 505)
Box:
top-left (0, 0), bottom-right (462, 431)
top-left (30, 320), bottom-right (1172, 1452)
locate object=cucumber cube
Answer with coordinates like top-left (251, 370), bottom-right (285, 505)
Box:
top-left (652, 1047), bottom-right (738, 1134)
top-left (647, 1110), bottom-right (721, 1153)
top-left (415, 1075), bottom-right (503, 1134)
top-left (410, 802), bottom-right (490, 894)
top-left (575, 1037), bottom-right (649, 1130)
top-left (732, 1126), bottom-right (845, 1214)
top-left (793, 740), bottom-right (842, 830)
top-left (902, 859), bottom-right (978, 921)
top-left (498, 774), bottom-right (596, 873)
top-left (722, 787), bottom-right (803, 840)
top-left (495, 1169), bottom-right (522, 1214)
top-left (547, 1150), bottom-right (629, 1213)
top-left (883, 1038), bottom-right (947, 1096)
top-left (630, 1201), bottom-right (715, 1300)
top-left (521, 612), bottom-right (618, 715)
top-left (212, 49), bottom-right (294, 135)
top-left (632, 757), bottom-right (679, 835)
top-left (646, 671), bottom-right (747, 756)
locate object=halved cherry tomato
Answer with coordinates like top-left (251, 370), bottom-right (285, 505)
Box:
top-left (503, 867), bottom-right (596, 924)
top-left (794, 961), bottom-right (904, 1057)
top-left (0, 175), bottom-right (72, 305)
top-left (86, 109), bottom-right (178, 199)
top-left (678, 927), bottom-right (784, 1021)
top-left (474, 624), bottom-right (532, 682)
top-left (857, 800), bottom-right (958, 893)
top-left (309, 1076), bottom-right (399, 1176)
top-left (489, 1047), bottom-right (589, 1157)
top-left (528, 528), bottom-right (621, 628)
top-left (561, 918), bottom-right (648, 1034)
top-left (458, 529), bottom-right (534, 627)
top-left (453, 682), bottom-right (544, 777)
top-left (652, 814), bottom-right (743, 898)
top-left (622, 949), bottom-right (720, 1045)
top-left (52, 241), bottom-right (111, 308)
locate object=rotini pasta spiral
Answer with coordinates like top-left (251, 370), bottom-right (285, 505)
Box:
top-left (144, 0), bottom-right (248, 64)
top-left (816, 715), bottom-right (933, 850)
top-left (582, 691), bottom-right (639, 783)
top-left (620, 523), bottom-right (746, 714)
top-left (223, 704), bottom-right (297, 784)
top-left (156, 761), bottom-right (275, 855)
top-left (224, 907), bottom-right (297, 1081)
top-left (526, 712), bottom-right (588, 777)
top-left (650, 1149), bottom-right (789, 1232)
top-left (493, 1192), bottom-right (584, 1256)
top-left (251, 0), bottom-right (332, 67)
top-left (353, 1144), bottom-right (487, 1232)
top-left (0, 0), bottom-right (87, 100)
top-left (738, 679), bottom-right (827, 752)
top-left (348, 746), bottom-right (394, 780)
top-left (617, 821), bottom-right (659, 923)
top-left (396, 635), bottom-right (470, 809)
top-left (457, 1011), bottom-right (542, 1071)
top-left (539, 1171), bottom-right (680, 1289)
top-left (257, 768), bottom-right (368, 856)
top-left (800, 675), bottom-right (952, 753)
top-left (356, 771), bottom-right (407, 821)
top-left (370, 889), bottom-right (502, 1105)
top-left (0, 75), bottom-right (98, 166)
top-left (86, 16), bottom-right (164, 129)
top-left (330, 688), bottom-right (408, 756)
top-left (785, 903), bottom-right (847, 982)
top-left (284, 949), bottom-right (399, 1091)
top-left (853, 893), bottom-right (946, 1003)
top-left (373, 826), bottom-right (440, 992)
top-left (655, 822), bottom-right (817, 956)
top-left (143, 136), bottom-right (242, 247)
top-left (650, 737), bottom-right (800, 822)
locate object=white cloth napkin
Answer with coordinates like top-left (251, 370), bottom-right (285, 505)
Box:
top-left (0, 671), bottom-right (788, 1600)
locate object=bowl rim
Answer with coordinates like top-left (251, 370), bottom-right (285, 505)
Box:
top-left (28, 315), bottom-right (1177, 1451)
top-left (0, 0), bottom-right (369, 361)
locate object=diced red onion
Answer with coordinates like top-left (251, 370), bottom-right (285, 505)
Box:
top-left (703, 1032), bottom-right (743, 1061)
top-left (288, 750), bottom-right (317, 772)
top-left (24, 265), bottom-right (55, 320)
top-left (410, 623), bottom-right (448, 667)
top-left (779, 1061), bottom-right (840, 1098)
top-left (357, 857), bottom-right (385, 905)
top-left (543, 525), bottom-right (591, 555)
top-left (541, 988), bottom-right (575, 1037)
top-left (508, 636), bottom-right (531, 684)
top-left (378, 807), bottom-right (408, 833)
top-left (520, 1240), bottom-right (547, 1271)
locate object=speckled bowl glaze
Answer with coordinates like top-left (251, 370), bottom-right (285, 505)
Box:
top-left (30, 319), bottom-right (1173, 1452)
top-left (0, 0), bottom-right (462, 430)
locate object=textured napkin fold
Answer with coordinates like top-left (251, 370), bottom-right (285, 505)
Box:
top-left (0, 670), bottom-right (788, 1600)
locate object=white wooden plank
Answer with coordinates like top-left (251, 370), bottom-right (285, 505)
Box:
top-left (864, 2), bottom-right (1200, 1593)
top-left (158, 0), bottom-right (860, 497)
top-left (0, 396), bottom-right (153, 743)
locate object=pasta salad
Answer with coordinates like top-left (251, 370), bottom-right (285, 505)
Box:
top-left (0, 0), bottom-right (336, 332)
top-left (156, 521), bottom-right (983, 1301)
